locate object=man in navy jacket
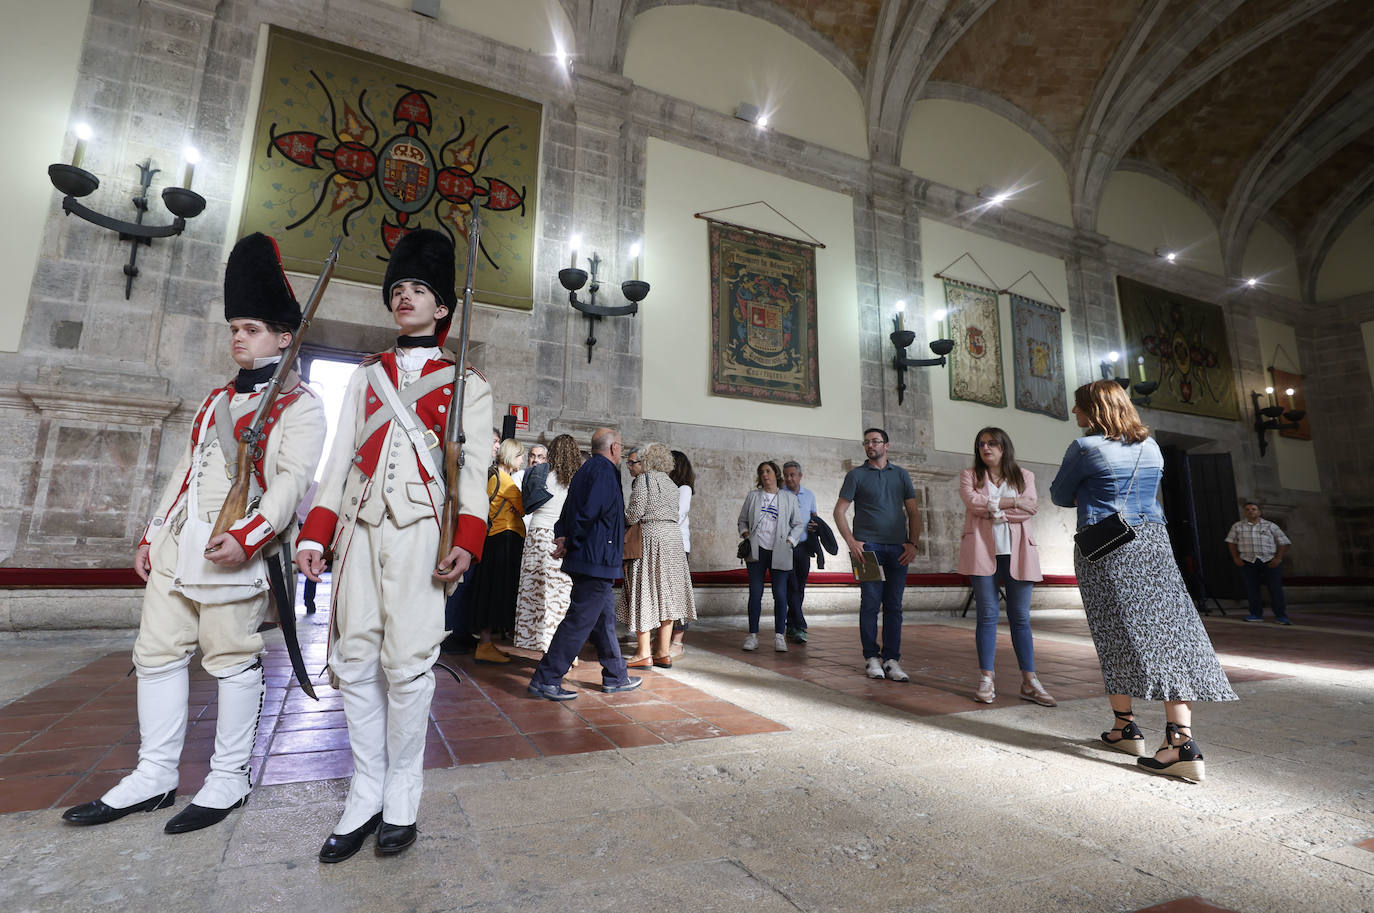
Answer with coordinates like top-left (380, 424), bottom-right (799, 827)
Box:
top-left (527, 427), bottom-right (641, 700)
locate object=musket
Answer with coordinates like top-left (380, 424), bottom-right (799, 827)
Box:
top-left (436, 210), bottom-right (481, 573)
top-left (208, 236), bottom-right (343, 544)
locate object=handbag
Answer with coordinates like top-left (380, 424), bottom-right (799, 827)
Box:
top-left (623, 522), bottom-right (643, 561)
top-left (737, 538), bottom-right (751, 561)
top-left (1073, 444), bottom-right (1145, 563)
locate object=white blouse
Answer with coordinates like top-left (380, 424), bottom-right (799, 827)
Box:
top-left (986, 478), bottom-right (1012, 556)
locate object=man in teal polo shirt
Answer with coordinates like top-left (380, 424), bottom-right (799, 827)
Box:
top-left (833, 428), bottom-right (922, 682)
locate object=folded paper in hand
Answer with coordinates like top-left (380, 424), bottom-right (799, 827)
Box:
top-left (852, 552), bottom-right (885, 583)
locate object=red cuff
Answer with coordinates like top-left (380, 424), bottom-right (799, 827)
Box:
top-left (226, 513), bottom-right (275, 559)
top-left (455, 514), bottom-right (487, 561)
top-left (298, 507), bottom-right (339, 547)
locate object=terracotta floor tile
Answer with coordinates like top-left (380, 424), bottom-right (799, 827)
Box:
top-left (0, 746), bottom-right (108, 777)
top-left (700, 712), bottom-right (788, 736)
top-left (257, 749), bottom-right (355, 786)
top-left (526, 728), bottom-right (616, 756)
top-left (571, 707), bottom-right (632, 727)
top-left (643, 718), bottom-right (729, 743)
top-left (613, 702), bottom-right (695, 723)
top-left (275, 709), bottom-right (348, 732)
top-left (433, 715), bottom-right (520, 741)
top-left (451, 734), bottom-right (539, 765)
top-left (94, 742), bottom-right (140, 771)
top-left (1355, 837), bottom-right (1374, 852)
top-left (60, 770), bottom-right (132, 807)
top-left (19, 723), bottom-right (136, 753)
top-left (595, 724), bottom-right (668, 749)
top-left (0, 775), bottom-right (82, 812)
top-left (423, 739), bottom-right (454, 768)
top-left (1130, 897), bottom-right (1240, 913)
top-left (269, 727), bottom-right (353, 754)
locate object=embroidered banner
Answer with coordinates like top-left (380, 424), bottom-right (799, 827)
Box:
top-left (708, 220), bottom-right (820, 406)
top-left (1117, 277), bottom-right (1238, 420)
top-left (1009, 293), bottom-right (1067, 420)
top-left (945, 278), bottom-right (1005, 408)
top-left (239, 27), bottom-right (541, 309)
top-left (1269, 367), bottom-right (1311, 440)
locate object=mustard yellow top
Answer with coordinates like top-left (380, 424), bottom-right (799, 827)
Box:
top-left (486, 469), bottom-right (525, 537)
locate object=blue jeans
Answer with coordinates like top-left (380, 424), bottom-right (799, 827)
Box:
top-left (859, 542), bottom-right (906, 661)
top-left (1241, 560), bottom-right (1288, 619)
top-left (969, 554), bottom-right (1035, 673)
top-left (785, 543), bottom-right (811, 631)
top-left (530, 573), bottom-right (630, 688)
top-left (746, 548), bottom-right (791, 634)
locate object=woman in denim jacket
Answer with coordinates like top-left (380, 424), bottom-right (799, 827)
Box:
top-left (1050, 381), bottom-right (1236, 782)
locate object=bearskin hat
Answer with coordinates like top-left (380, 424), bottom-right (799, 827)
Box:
top-left (383, 228), bottom-right (457, 342)
top-left (224, 233), bottom-right (301, 328)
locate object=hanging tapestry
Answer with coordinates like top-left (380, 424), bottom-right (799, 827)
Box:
top-left (240, 27), bottom-right (541, 309)
top-left (1009, 293), bottom-right (1067, 420)
top-left (1269, 367), bottom-right (1311, 440)
top-left (945, 278), bottom-right (1005, 408)
top-left (708, 220), bottom-right (821, 406)
top-left (1117, 277), bottom-right (1238, 420)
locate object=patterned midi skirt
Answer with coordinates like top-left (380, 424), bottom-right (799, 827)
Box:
top-left (513, 527), bottom-right (573, 652)
top-left (1074, 522), bottom-right (1238, 702)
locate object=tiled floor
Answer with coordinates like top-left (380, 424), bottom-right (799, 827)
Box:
top-left (0, 612), bottom-right (784, 815)
top-left (693, 615), bottom-right (1292, 716)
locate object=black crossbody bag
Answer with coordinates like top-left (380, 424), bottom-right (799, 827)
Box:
top-left (1074, 444), bottom-right (1144, 562)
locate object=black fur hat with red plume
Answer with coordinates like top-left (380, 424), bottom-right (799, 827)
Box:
top-left (383, 229), bottom-right (457, 343)
top-left (224, 233), bottom-right (301, 327)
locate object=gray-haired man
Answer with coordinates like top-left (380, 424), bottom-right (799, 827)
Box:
top-left (782, 461), bottom-right (818, 642)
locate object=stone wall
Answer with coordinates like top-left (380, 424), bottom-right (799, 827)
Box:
top-left (0, 0), bottom-right (1364, 630)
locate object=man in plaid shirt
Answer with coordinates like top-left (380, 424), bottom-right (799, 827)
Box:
top-left (1225, 502), bottom-right (1292, 624)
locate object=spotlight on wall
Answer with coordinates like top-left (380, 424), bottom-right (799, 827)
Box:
top-left (734, 102), bottom-right (759, 122)
top-left (554, 45), bottom-right (571, 71)
top-left (1245, 277), bottom-right (1258, 288)
top-left (976, 186), bottom-right (1012, 206)
top-left (48, 123), bottom-right (206, 299)
top-left (1154, 248), bottom-right (1178, 263)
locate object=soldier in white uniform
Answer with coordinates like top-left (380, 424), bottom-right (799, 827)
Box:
top-left (63, 233), bottom-right (325, 833)
top-left (297, 228), bottom-right (491, 862)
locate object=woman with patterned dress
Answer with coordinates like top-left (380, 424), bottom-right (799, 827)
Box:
top-left (513, 434), bottom-right (579, 653)
top-left (1050, 380), bottom-right (1237, 783)
top-left (668, 449), bottom-right (695, 657)
top-left (469, 438), bottom-right (524, 664)
top-left (617, 442), bottom-right (696, 668)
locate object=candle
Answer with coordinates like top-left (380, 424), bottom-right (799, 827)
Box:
top-left (894, 299), bottom-right (905, 332)
top-left (569, 234), bottom-right (581, 270)
top-left (72, 123), bottom-right (92, 170)
top-left (1137, 355), bottom-right (1146, 383)
top-left (1285, 387), bottom-right (1295, 409)
top-left (629, 242), bottom-right (641, 281)
top-left (935, 308), bottom-right (947, 341)
top-left (1265, 386), bottom-right (1275, 406)
top-left (181, 146), bottom-right (200, 190)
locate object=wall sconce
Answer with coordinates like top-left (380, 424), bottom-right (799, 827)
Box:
top-left (558, 236), bottom-right (648, 363)
top-left (48, 126), bottom-right (206, 299)
top-left (1154, 247), bottom-right (1178, 263)
top-left (1250, 386), bottom-right (1303, 457)
top-left (890, 302), bottom-right (953, 404)
top-left (1099, 351), bottom-right (1158, 407)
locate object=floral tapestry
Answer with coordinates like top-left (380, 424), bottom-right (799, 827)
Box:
top-left (945, 278), bottom-right (1005, 408)
top-left (1010, 293), bottom-right (1067, 420)
top-left (1117, 277), bottom-right (1238, 420)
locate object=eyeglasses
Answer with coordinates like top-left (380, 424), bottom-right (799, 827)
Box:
top-left (862, 438), bottom-right (885, 446)
top-left (627, 459), bottom-right (641, 465)
top-left (977, 441), bottom-right (1002, 449)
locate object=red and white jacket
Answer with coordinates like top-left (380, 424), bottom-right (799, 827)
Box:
top-left (142, 373), bottom-right (325, 560)
top-left (297, 349), bottom-right (491, 561)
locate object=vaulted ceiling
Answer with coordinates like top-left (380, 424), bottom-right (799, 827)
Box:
top-left (594, 0), bottom-right (1374, 300)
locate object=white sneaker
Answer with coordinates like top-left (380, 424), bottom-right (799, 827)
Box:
top-left (865, 657), bottom-right (885, 679)
top-left (883, 659), bottom-right (909, 682)
top-left (742, 633), bottom-right (759, 651)
top-left (774, 634), bottom-right (788, 652)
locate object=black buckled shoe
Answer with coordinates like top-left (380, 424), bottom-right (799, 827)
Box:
top-left (164, 796), bottom-right (247, 834)
top-left (1100, 709), bottom-right (1149, 757)
top-left (376, 822), bottom-right (418, 855)
top-left (61, 789), bottom-right (176, 826)
top-left (319, 812), bottom-right (383, 864)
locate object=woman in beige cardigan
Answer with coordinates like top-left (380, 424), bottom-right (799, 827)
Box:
top-left (956, 427), bottom-right (1055, 707)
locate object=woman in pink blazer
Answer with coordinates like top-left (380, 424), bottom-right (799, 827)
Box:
top-left (956, 427), bottom-right (1056, 707)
